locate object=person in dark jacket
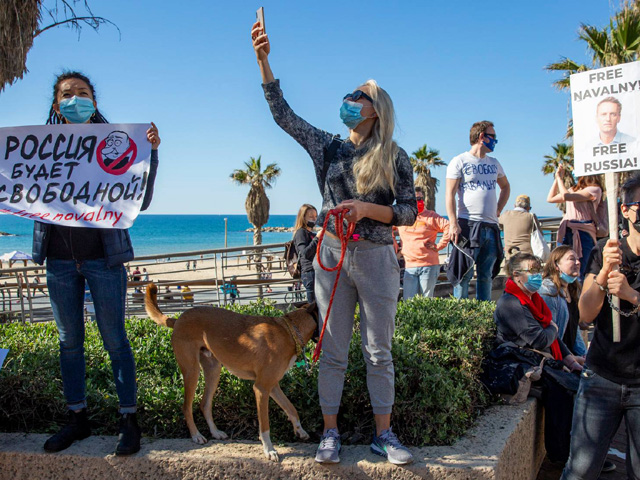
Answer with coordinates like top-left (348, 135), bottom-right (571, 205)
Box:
top-left (292, 204), bottom-right (318, 302)
top-left (494, 252), bottom-right (583, 464)
top-left (494, 253), bottom-right (582, 370)
top-left (35, 72), bottom-right (160, 456)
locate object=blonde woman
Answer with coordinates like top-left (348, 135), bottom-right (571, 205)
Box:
top-left (252, 21), bottom-right (417, 465)
top-left (293, 204), bottom-right (318, 302)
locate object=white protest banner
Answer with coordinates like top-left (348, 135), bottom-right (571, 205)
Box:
top-left (571, 61), bottom-right (640, 176)
top-left (570, 62), bottom-right (640, 343)
top-left (0, 123), bottom-right (152, 229)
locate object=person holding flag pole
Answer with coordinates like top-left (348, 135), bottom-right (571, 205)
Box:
top-left (561, 173), bottom-right (640, 479)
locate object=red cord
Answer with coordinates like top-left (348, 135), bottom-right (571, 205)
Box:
top-left (312, 208), bottom-right (356, 362)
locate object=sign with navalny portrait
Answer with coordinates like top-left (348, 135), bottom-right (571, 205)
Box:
top-left (571, 60), bottom-right (640, 176)
top-left (0, 123), bottom-right (152, 229)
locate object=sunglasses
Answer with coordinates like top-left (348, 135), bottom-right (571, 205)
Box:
top-left (624, 201), bottom-right (640, 208)
top-left (484, 133), bottom-right (498, 141)
top-left (344, 90), bottom-right (374, 104)
top-left (517, 267), bottom-right (542, 275)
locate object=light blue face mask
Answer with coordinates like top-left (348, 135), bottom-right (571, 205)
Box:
top-left (560, 271), bottom-right (578, 284)
top-left (339, 100), bottom-right (366, 129)
top-left (523, 273), bottom-right (543, 293)
top-left (59, 96), bottom-right (95, 124)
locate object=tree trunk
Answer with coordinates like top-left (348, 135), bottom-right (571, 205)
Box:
top-left (253, 227), bottom-right (263, 298)
top-left (420, 172), bottom-right (436, 211)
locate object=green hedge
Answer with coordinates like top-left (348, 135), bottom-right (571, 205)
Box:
top-left (0, 297), bottom-right (496, 446)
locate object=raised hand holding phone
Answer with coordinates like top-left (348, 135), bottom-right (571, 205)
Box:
top-left (256, 7), bottom-right (265, 33)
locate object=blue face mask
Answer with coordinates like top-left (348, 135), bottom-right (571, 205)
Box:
top-left (340, 100), bottom-right (366, 129)
top-left (59, 96), bottom-right (95, 124)
top-left (483, 135), bottom-right (498, 152)
top-left (560, 271), bottom-right (578, 284)
top-left (523, 273), bottom-right (543, 293)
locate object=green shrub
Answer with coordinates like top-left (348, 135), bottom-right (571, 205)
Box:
top-left (0, 297), bottom-right (495, 446)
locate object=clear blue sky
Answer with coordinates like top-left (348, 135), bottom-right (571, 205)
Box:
top-left (0, 0), bottom-right (616, 217)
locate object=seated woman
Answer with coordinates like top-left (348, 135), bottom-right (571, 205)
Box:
top-left (495, 253), bottom-right (582, 370)
top-left (539, 246), bottom-right (587, 359)
top-left (492, 252), bottom-right (582, 464)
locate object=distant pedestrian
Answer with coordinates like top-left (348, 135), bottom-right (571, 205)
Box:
top-left (445, 120), bottom-right (510, 300)
top-left (185, 261), bottom-right (190, 271)
top-left (192, 260), bottom-right (197, 271)
top-left (499, 195), bottom-right (542, 259)
top-left (397, 187), bottom-right (450, 299)
top-left (142, 268), bottom-right (149, 283)
top-left (32, 271), bottom-right (47, 296)
top-left (293, 204), bottom-right (319, 303)
top-left (547, 165), bottom-right (603, 279)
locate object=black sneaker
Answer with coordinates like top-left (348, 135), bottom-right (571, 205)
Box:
top-left (601, 459), bottom-right (616, 473)
top-left (115, 412), bottom-right (141, 456)
top-left (43, 409), bottom-right (91, 453)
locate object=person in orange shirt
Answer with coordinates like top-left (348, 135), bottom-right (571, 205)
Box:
top-left (397, 187), bottom-right (451, 299)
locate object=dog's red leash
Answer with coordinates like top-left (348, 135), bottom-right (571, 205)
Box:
top-left (312, 208), bottom-right (356, 362)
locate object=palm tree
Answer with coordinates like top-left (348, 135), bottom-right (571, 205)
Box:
top-left (1, 1), bottom-right (117, 93)
top-left (542, 143), bottom-right (576, 213)
top-left (545, 1), bottom-right (640, 186)
top-left (410, 144), bottom-right (445, 211)
top-left (545, 2), bottom-right (640, 92)
top-left (230, 156), bottom-right (281, 298)
top-left (230, 155), bottom-right (281, 246)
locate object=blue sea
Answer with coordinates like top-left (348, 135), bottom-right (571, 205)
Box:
top-left (0, 214), bottom-right (297, 257)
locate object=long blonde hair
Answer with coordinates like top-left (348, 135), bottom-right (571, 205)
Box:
top-left (293, 204), bottom-right (317, 235)
top-left (352, 79), bottom-right (399, 195)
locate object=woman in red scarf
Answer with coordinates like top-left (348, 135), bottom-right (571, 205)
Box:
top-left (494, 253), bottom-right (583, 371)
top-left (490, 253), bottom-right (584, 465)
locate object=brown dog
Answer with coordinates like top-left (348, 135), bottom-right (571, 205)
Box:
top-left (144, 283), bottom-right (317, 461)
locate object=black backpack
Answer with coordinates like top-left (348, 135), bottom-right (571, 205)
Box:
top-left (284, 240), bottom-right (301, 279)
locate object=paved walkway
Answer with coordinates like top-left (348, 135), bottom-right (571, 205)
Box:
top-left (537, 422), bottom-right (628, 479)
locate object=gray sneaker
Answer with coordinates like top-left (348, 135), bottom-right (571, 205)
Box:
top-left (315, 428), bottom-right (341, 463)
top-left (370, 428), bottom-right (414, 465)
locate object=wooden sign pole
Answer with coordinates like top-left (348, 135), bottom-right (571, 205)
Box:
top-left (605, 172), bottom-right (621, 342)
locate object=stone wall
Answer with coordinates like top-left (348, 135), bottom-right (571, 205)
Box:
top-left (0, 398), bottom-right (544, 480)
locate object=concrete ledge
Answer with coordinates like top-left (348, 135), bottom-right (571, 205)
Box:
top-left (0, 398), bottom-right (544, 480)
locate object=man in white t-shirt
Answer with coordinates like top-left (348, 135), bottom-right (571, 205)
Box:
top-left (445, 120), bottom-right (510, 300)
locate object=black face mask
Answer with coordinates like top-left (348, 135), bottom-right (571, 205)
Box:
top-left (306, 221), bottom-right (316, 229)
top-left (631, 208), bottom-right (640, 233)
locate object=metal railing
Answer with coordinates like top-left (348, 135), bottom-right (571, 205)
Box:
top-left (0, 218), bottom-right (564, 324)
top-left (0, 242), bottom-right (304, 324)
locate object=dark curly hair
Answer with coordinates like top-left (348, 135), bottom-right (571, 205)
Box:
top-left (47, 71), bottom-right (108, 125)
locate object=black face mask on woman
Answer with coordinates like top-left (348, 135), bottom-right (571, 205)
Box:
top-left (307, 221), bottom-right (316, 229)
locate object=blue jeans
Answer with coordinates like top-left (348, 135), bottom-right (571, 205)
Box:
top-left (561, 227), bottom-right (595, 280)
top-left (46, 258), bottom-right (137, 413)
top-left (453, 226), bottom-right (498, 301)
top-left (403, 265), bottom-right (440, 299)
top-left (301, 270), bottom-right (315, 303)
top-left (561, 369), bottom-right (640, 480)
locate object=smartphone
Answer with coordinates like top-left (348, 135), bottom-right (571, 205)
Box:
top-left (256, 7), bottom-right (265, 33)
top-left (457, 235), bottom-right (469, 249)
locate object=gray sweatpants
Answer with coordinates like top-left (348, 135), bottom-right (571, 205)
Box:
top-left (314, 236), bottom-right (399, 415)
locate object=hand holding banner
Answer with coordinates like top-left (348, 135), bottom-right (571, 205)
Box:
top-left (571, 61), bottom-right (640, 342)
top-left (0, 123), bottom-right (152, 229)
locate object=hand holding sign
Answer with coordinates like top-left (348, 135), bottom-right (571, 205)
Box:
top-left (147, 122), bottom-right (161, 150)
top-left (0, 123), bottom-right (152, 229)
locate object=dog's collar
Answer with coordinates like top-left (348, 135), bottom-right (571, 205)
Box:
top-left (277, 315), bottom-right (304, 357)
